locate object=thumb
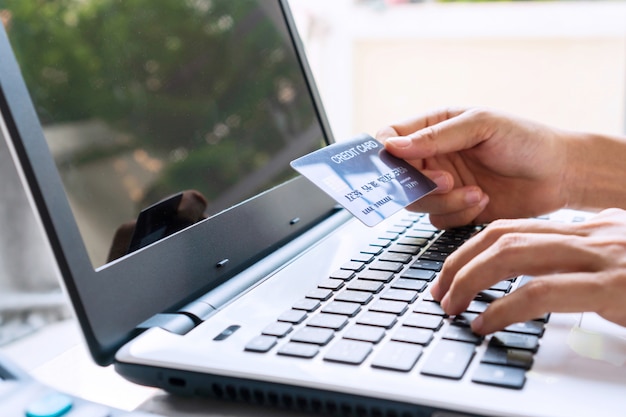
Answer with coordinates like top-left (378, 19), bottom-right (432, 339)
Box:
top-left (384, 109), bottom-right (491, 160)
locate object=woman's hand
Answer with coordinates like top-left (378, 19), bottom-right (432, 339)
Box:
top-left (377, 107), bottom-right (573, 229)
top-left (430, 208), bottom-right (626, 334)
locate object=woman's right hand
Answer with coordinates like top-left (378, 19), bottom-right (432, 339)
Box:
top-left (377, 107), bottom-right (574, 229)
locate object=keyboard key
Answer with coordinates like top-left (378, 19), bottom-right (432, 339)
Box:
top-left (490, 280), bottom-right (512, 292)
top-left (292, 298), bottom-right (321, 312)
top-left (322, 301), bottom-right (362, 317)
top-left (343, 324), bottom-right (386, 343)
top-left (411, 259), bottom-right (443, 271)
top-left (421, 289), bottom-right (435, 301)
top-left (504, 320), bottom-right (545, 336)
top-left (490, 331), bottom-right (539, 352)
top-left (474, 290), bottom-right (505, 302)
top-left (305, 288), bottom-right (332, 301)
top-left (533, 312), bottom-right (551, 323)
top-left (245, 335), bottom-right (277, 352)
top-left (391, 278), bottom-right (427, 292)
top-left (356, 312), bottom-right (398, 329)
top-left (317, 278), bottom-right (344, 291)
top-left (428, 243), bottom-right (458, 254)
top-left (370, 238), bottom-right (392, 248)
top-left (369, 260), bottom-right (404, 273)
top-left (351, 253), bottom-right (375, 263)
top-left (466, 300), bottom-right (489, 314)
top-left (516, 275), bottom-right (534, 288)
top-left (481, 345), bottom-right (534, 369)
top-left (277, 309), bottom-right (307, 324)
top-left (290, 327), bottom-right (334, 345)
top-left (347, 279), bottom-right (384, 293)
top-left (379, 252), bottom-right (413, 264)
top-left (397, 237), bottom-right (429, 247)
top-left (452, 312), bottom-right (479, 327)
top-left (413, 223), bottom-right (438, 232)
top-left (278, 342), bottom-right (319, 358)
top-left (307, 313), bottom-right (349, 330)
top-left (358, 270), bottom-right (395, 282)
top-left (388, 244), bottom-right (420, 255)
top-left (369, 300), bottom-right (408, 315)
top-left (262, 322), bottom-right (292, 338)
top-left (401, 269), bottom-right (435, 281)
top-left (443, 324), bottom-right (483, 345)
top-left (420, 340), bottom-right (475, 380)
top-left (380, 288), bottom-right (419, 303)
top-left (371, 342), bottom-right (423, 372)
top-left (329, 269), bottom-right (356, 281)
top-left (395, 219), bottom-right (416, 228)
top-left (405, 230), bottom-right (435, 239)
top-left (359, 246), bottom-right (384, 256)
top-left (341, 261), bottom-right (365, 272)
top-left (387, 226), bottom-right (408, 234)
top-left (324, 340), bottom-right (373, 365)
top-left (472, 363), bottom-right (526, 389)
top-left (403, 313), bottom-right (443, 330)
top-left (378, 232), bottom-right (400, 241)
top-left (419, 251), bottom-right (448, 262)
top-left (413, 301), bottom-right (447, 316)
top-left (334, 290), bottom-right (373, 305)
top-left (391, 326), bottom-right (433, 345)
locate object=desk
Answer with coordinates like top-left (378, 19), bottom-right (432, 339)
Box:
top-left (0, 318), bottom-right (306, 417)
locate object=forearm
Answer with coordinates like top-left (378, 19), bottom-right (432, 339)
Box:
top-left (564, 130), bottom-right (626, 210)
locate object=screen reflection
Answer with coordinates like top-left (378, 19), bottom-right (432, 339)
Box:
top-left (3, 0), bottom-right (324, 266)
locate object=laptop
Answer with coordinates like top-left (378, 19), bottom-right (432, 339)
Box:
top-left (0, 1), bottom-right (624, 416)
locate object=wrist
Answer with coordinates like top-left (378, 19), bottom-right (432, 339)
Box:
top-left (564, 131), bottom-right (626, 210)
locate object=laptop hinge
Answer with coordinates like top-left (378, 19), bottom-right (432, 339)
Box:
top-left (136, 313), bottom-right (196, 335)
top-left (177, 300), bottom-right (216, 324)
top-left (136, 300), bottom-right (216, 335)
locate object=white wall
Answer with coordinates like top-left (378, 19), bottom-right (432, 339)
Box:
top-left (290, 1), bottom-right (626, 141)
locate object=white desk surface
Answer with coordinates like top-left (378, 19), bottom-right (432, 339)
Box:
top-left (0, 318), bottom-right (305, 417)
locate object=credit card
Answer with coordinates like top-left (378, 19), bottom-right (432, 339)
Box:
top-left (290, 134), bottom-right (436, 227)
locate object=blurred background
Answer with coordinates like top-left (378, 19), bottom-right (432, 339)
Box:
top-left (1, 0), bottom-right (625, 348)
top-left (289, 0), bottom-right (626, 140)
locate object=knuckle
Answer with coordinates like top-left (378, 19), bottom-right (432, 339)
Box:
top-left (520, 279), bottom-right (552, 301)
top-left (495, 233), bottom-right (528, 250)
top-left (484, 218), bottom-right (519, 235)
top-left (465, 107), bottom-right (492, 121)
top-left (375, 126), bottom-right (397, 141)
top-left (417, 126), bottom-right (438, 143)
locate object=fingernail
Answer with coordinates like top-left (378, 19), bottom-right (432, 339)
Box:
top-left (440, 293), bottom-right (450, 311)
top-left (430, 172), bottom-right (451, 192)
top-left (471, 314), bottom-right (485, 334)
top-left (386, 136), bottom-right (411, 148)
top-left (465, 189), bottom-right (482, 205)
top-left (430, 281), bottom-right (441, 300)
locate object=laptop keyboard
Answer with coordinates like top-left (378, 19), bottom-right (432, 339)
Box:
top-left (245, 214), bottom-right (545, 390)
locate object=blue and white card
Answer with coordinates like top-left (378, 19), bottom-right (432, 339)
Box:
top-left (291, 134), bottom-right (437, 227)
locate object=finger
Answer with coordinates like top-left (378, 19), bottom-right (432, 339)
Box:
top-left (384, 108), bottom-right (495, 160)
top-left (427, 199), bottom-right (489, 231)
top-left (434, 219), bottom-right (583, 301)
top-left (375, 125), bottom-right (400, 142)
top-left (471, 273), bottom-right (607, 334)
top-left (377, 107), bottom-right (467, 140)
top-left (441, 231), bottom-right (598, 316)
top-left (408, 185), bottom-right (484, 214)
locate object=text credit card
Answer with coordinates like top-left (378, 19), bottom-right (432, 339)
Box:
top-left (290, 134), bottom-right (436, 227)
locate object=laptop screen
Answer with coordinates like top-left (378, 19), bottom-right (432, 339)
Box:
top-left (3, 0), bottom-right (326, 268)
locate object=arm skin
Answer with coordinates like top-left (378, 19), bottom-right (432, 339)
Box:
top-left (376, 107), bottom-right (626, 333)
